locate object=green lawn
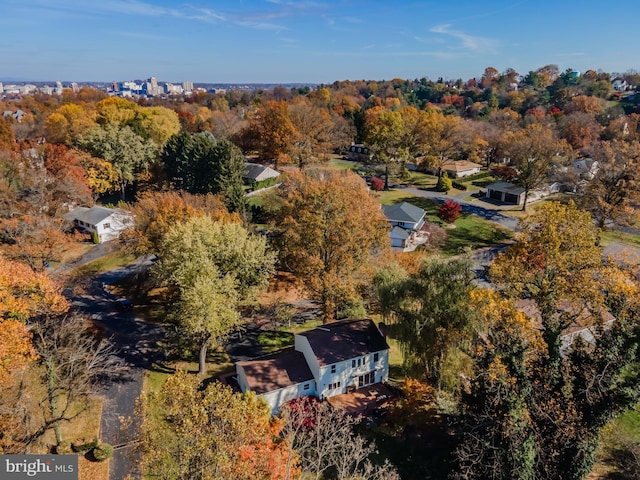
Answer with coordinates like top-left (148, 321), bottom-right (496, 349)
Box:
top-left (70, 251), bottom-right (136, 279)
top-left (328, 158), bottom-right (361, 171)
top-left (377, 193), bottom-right (513, 255)
top-left (600, 229), bottom-right (640, 249)
top-left (595, 405), bottom-right (640, 478)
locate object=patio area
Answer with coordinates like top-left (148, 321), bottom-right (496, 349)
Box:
top-left (326, 382), bottom-right (397, 415)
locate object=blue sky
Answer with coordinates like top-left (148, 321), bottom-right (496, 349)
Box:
top-left (1, 0), bottom-right (639, 84)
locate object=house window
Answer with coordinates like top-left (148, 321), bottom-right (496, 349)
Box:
top-left (331, 365), bottom-right (336, 374)
top-left (352, 360), bottom-right (356, 368)
top-left (374, 353), bottom-right (379, 362)
top-left (103, 223), bottom-right (111, 230)
top-left (357, 359), bottom-right (361, 367)
top-left (304, 383), bottom-right (310, 390)
top-left (358, 371), bottom-right (376, 388)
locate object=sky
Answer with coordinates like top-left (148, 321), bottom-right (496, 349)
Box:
top-left (1, 0), bottom-right (640, 84)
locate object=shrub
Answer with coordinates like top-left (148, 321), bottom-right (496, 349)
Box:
top-left (91, 231), bottom-right (99, 244)
top-left (92, 443), bottom-right (114, 462)
top-left (72, 438), bottom-right (99, 453)
top-left (370, 176), bottom-right (384, 191)
top-left (452, 181), bottom-right (467, 191)
top-left (252, 176), bottom-right (279, 191)
top-left (436, 172), bottom-right (452, 192)
top-left (438, 199), bottom-right (462, 223)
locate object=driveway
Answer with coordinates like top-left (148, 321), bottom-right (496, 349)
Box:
top-left (67, 256), bottom-right (163, 480)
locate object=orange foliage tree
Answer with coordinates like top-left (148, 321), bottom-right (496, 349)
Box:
top-left (127, 190), bottom-right (240, 256)
top-left (275, 169), bottom-right (388, 321)
top-left (141, 371), bottom-right (297, 480)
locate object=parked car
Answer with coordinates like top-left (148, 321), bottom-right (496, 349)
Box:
top-left (115, 298), bottom-right (134, 311)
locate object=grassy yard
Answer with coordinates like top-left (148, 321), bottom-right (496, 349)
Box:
top-left (601, 229), bottom-right (640, 249)
top-left (592, 405), bottom-right (640, 478)
top-left (328, 158), bottom-right (361, 171)
top-left (257, 318), bottom-right (324, 352)
top-left (378, 194), bottom-right (514, 255)
top-left (70, 251), bottom-right (136, 279)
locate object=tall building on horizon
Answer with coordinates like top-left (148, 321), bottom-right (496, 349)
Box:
top-left (182, 81), bottom-right (193, 93)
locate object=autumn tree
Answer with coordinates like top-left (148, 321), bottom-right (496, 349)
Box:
top-left (417, 109), bottom-right (463, 177)
top-left (288, 97), bottom-right (335, 167)
top-left (241, 100), bottom-right (296, 167)
top-left (75, 124), bottom-right (157, 200)
top-left (141, 371), bottom-right (295, 480)
top-left (274, 169), bottom-right (388, 321)
top-left (153, 216), bottom-right (275, 375)
top-left (128, 190), bottom-right (240, 256)
top-left (504, 123), bottom-right (569, 210)
top-left (0, 117), bottom-right (15, 150)
top-left (578, 140), bottom-right (640, 228)
top-left (438, 199), bottom-right (462, 223)
top-left (45, 103), bottom-right (95, 145)
top-left (0, 256), bottom-right (68, 452)
top-left (363, 107), bottom-right (410, 190)
top-left (161, 131), bottom-right (246, 213)
top-left (375, 256), bottom-right (476, 391)
top-left (463, 201), bottom-right (640, 479)
top-left (0, 215), bottom-right (73, 271)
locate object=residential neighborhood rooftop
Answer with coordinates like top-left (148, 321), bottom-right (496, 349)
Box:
top-left (66, 206), bottom-right (117, 225)
top-left (236, 349), bottom-right (313, 395)
top-left (298, 318), bottom-right (389, 366)
top-left (243, 162), bottom-right (280, 182)
top-left (382, 202), bottom-right (426, 224)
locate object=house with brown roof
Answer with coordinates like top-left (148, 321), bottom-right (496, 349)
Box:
top-left (424, 160), bottom-right (482, 178)
top-left (235, 319), bottom-right (390, 413)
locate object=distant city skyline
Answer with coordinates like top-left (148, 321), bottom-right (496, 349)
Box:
top-left (2, 0), bottom-right (640, 84)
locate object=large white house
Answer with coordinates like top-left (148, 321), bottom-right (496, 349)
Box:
top-left (235, 319), bottom-right (390, 414)
top-left (65, 206), bottom-right (134, 243)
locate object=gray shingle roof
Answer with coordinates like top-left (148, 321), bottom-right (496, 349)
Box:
top-left (243, 163), bottom-right (280, 182)
top-left (298, 319), bottom-right (389, 366)
top-left (68, 206), bottom-right (118, 225)
top-left (383, 202), bottom-right (426, 224)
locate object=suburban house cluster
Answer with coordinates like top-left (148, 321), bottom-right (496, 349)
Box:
top-left (235, 319), bottom-right (390, 413)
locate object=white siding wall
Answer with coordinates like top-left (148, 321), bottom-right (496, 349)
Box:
top-left (295, 335), bottom-right (321, 381)
top-left (236, 365), bottom-right (250, 393)
top-left (95, 211), bottom-right (134, 243)
top-left (260, 381), bottom-right (317, 414)
top-left (317, 349), bottom-right (389, 399)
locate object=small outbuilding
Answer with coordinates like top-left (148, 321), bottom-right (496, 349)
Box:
top-left (243, 162), bottom-right (280, 186)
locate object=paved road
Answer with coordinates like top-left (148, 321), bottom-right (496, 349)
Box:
top-left (68, 256), bottom-right (163, 480)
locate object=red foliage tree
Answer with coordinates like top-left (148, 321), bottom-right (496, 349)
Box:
top-left (491, 165), bottom-right (518, 182)
top-left (438, 199), bottom-right (462, 223)
top-left (370, 176), bottom-right (384, 191)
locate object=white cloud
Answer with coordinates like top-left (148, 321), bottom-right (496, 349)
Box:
top-left (429, 24), bottom-right (498, 53)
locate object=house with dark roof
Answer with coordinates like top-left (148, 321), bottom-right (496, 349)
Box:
top-left (485, 181), bottom-right (555, 206)
top-left (243, 162), bottom-right (280, 186)
top-left (383, 202), bottom-right (427, 249)
top-left (65, 206), bottom-right (134, 243)
top-left (235, 319), bottom-right (390, 413)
